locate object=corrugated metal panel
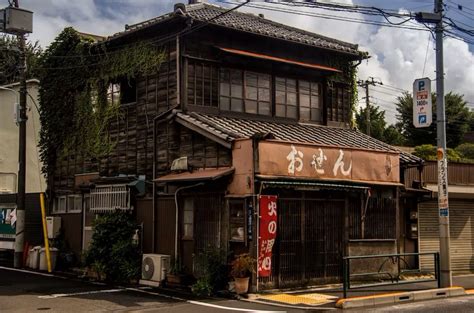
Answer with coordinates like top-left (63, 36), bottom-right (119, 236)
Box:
top-left (419, 200), bottom-right (474, 273)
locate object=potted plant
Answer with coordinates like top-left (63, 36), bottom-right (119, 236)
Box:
top-left (166, 257), bottom-right (187, 286)
top-left (230, 253), bottom-right (255, 294)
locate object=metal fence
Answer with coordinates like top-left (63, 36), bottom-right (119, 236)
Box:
top-left (342, 252), bottom-right (440, 298)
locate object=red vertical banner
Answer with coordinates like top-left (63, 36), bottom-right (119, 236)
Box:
top-left (258, 195), bottom-right (278, 277)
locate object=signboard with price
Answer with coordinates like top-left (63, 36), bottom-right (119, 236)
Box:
top-left (258, 195), bottom-right (277, 277)
top-left (413, 77), bottom-right (432, 128)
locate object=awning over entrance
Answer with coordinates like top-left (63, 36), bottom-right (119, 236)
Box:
top-left (154, 167), bottom-right (234, 183)
top-left (218, 47), bottom-right (341, 73)
top-left (256, 175), bottom-right (401, 191)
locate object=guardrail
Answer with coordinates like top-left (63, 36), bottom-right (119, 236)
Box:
top-left (342, 252), bottom-right (440, 298)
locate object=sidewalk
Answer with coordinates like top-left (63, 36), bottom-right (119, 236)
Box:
top-left (248, 274), bottom-right (474, 309)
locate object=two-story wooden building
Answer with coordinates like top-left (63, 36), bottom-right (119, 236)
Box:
top-left (48, 1), bottom-right (422, 289)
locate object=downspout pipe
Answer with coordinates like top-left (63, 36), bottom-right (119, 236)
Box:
top-left (174, 182), bottom-right (204, 260)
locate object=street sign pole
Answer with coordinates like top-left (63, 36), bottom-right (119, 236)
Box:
top-left (435, 0), bottom-right (452, 287)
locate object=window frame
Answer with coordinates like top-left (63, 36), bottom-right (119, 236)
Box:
top-left (182, 198), bottom-right (194, 240)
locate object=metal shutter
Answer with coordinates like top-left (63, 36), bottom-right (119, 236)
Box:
top-left (419, 200), bottom-right (474, 273)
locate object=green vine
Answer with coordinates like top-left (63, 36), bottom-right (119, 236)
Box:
top-left (39, 27), bottom-right (165, 179)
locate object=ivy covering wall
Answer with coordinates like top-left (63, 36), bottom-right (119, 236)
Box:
top-left (38, 27), bottom-right (165, 180)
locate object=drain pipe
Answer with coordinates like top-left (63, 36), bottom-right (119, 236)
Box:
top-left (174, 182), bottom-right (204, 260)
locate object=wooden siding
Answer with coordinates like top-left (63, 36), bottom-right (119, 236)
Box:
top-left (404, 161), bottom-right (474, 188)
top-left (53, 42), bottom-right (177, 191)
top-left (183, 28), bottom-right (353, 125)
top-left (136, 198), bottom-right (153, 253)
top-left (155, 122), bottom-right (232, 177)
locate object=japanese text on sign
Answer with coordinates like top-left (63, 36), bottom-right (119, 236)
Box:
top-left (258, 195), bottom-right (278, 277)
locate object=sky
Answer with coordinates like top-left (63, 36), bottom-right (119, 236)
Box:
top-left (9, 0), bottom-right (474, 125)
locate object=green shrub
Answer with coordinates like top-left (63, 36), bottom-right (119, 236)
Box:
top-left (413, 144), bottom-right (461, 162)
top-left (84, 211), bottom-right (141, 283)
top-left (455, 143), bottom-right (474, 160)
top-left (191, 246), bottom-right (228, 295)
top-left (191, 277), bottom-right (212, 297)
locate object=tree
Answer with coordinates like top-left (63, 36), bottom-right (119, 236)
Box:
top-left (395, 92), bottom-right (472, 148)
top-left (0, 35), bottom-right (42, 85)
top-left (413, 144), bottom-right (461, 162)
top-left (355, 105), bottom-right (405, 145)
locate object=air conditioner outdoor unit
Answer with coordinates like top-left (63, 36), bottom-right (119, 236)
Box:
top-left (140, 254), bottom-right (170, 286)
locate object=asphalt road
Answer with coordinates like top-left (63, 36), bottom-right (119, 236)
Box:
top-left (2, 266), bottom-right (474, 312)
top-left (0, 267), bottom-right (307, 313)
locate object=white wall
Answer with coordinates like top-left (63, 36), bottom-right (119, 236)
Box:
top-left (0, 80), bottom-right (46, 193)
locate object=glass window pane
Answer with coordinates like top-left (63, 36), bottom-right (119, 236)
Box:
top-left (287, 92), bottom-right (297, 105)
top-left (259, 102), bottom-right (271, 116)
top-left (246, 72), bottom-right (258, 87)
top-left (311, 82), bottom-right (320, 95)
top-left (259, 88), bottom-right (270, 101)
top-left (287, 105), bottom-right (297, 119)
top-left (275, 77), bottom-right (286, 91)
top-left (311, 108), bottom-right (321, 121)
top-left (258, 75), bottom-right (270, 88)
top-left (276, 91), bottom-right (286, 104)
top-left (311, 95), bottom-right (320, 108)
top-left (220, 68), bottom-right (229, 81)
top-left (231, 98), bottom-right (243, 112)
top-left (300, 94), bottom-right (310, 107)
top-left (184, 224), bottom-right (193, 238)
top-left (245, 100), bottom-right (257, 114)
top-left (300, 107), bottom-right (310, 120)
top-left (287, 79), bottom-right (296, 91)
top-left (299, 80), bottom-right (310, 90)
top-left (276, 104), bottom-right (285, 117)
top-left (231, 70), bottom-right (242, 84)
top-left (246, 86), bottom-right (258, 100)
top-left (220, 97), bottom-right (230, 111)
top-left (184, 210), bottom-right (193, 224)
top-left (220, 83), bottom-right (230, 96)
top-left (231, 84), bottom-right (242, 98)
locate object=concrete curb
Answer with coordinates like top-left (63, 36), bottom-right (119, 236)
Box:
top-left (335, 287), bottom-right (466, 309)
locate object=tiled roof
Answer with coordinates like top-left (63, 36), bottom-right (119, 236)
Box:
top-left (175, 111), bottom-right (422, 165)
top-left (108, 3), bottom-right (361, 56)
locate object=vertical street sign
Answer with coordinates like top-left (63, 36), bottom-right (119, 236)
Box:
top-left (413, 78), bottom-right (432, 128)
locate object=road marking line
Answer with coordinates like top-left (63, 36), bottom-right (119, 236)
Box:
top-left (128, 287), bottom-right (282, 312)
top-left (0, 266), bottom-right (65, 279)
top-left (38, 288), bottom-right (125, 299)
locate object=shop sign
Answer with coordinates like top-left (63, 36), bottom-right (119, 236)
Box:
top-left (437, 148), bottom-right (449, 217)
top-left (258, 195), bottom-right (277, 277)
top-left (258, 142), bottom-right (399, 184)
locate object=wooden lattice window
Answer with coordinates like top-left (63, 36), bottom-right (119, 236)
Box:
top-left (244, 71), bottom-right (271, 115)
top-left (275, 77), bottom-right (298, 119)
top-left (188, 61), bottom-right (218, 107)
top-left (219, 68), bottom-right (244, 112)
top-left (299, 80), bottom-right (322, 123)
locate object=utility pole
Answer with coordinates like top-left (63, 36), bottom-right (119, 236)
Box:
top-left (13, 0), bottom-right (28, 269)
top-left (434, 0), bottom-right (452, 287)
top-left (357, 77), bottom-right (382, 136)
top-left (415, 0), bottom-right (452, 288)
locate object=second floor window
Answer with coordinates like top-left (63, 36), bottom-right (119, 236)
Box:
top-left (275, 77), bottom-right (297, 119)
top-left (299, 81), bottom-right (322, 122)
top-left (220, 68), bottom-right (243, 112)
top-left (220, 68), bottom-right (272, 115)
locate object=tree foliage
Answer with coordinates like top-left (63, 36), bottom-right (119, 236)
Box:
top-left (455, 143), bottom-right (474, 160)
top-left (0, 35), bottom-right (42, 85)
top-left (413, 144), bottom-right (462, 162)
top-left (395, 92), bottom-right (472, 148)
top-left (355, 105), bottom-right (405, 145)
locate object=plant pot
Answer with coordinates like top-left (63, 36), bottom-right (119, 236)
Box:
top-left (166, 273), bottom-right (188, 286)
top-left (233, 277), bottom-right (250, 294)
